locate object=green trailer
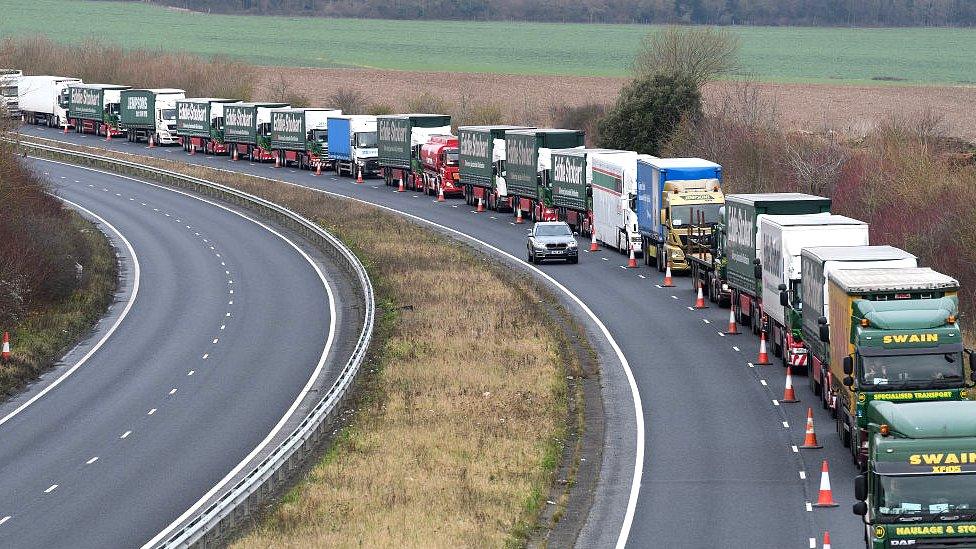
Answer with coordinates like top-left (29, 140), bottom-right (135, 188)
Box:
top-left (504, 129), bottom-right (584, 221)
top-left (377, 114), bottom-right (451, 187)
top-left (270, 107), bottom-right (342, 170)
top-left (176, 98), bottom-right (240, 154)
top-left (223, 102), bottom-right (289, 161)
top-left (119, 88), bottom-right (185, 144)
top-left (549, 148), bottom-right (627, 235)
top-left (457, 125), bottom-right (531, 210)
top-left (67, 83), bottom-right (130, 136)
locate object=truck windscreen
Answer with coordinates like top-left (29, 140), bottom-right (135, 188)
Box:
top-left (445, 149), bottom-right (459, 165)
top-left (672, 204), bottom-right (722, 227)
top-left (877, 473), bottom-right (976, 519)
top-left (160, 108), bottom-right (176, 122)
top-left (356, 132), bottom-right (378, 147)
top-left (859, 353), bottom-right (964, 387)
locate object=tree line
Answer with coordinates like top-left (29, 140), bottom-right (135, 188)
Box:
top-left (123, 0), bottom-right (976, 26)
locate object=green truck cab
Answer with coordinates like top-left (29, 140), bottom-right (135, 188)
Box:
top-left (820, 267), bottom-right (971, 468)
top-left (854, 400), bottom-right (976, 548)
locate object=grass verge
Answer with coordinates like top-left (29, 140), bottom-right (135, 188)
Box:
top-left (1, 211), bottom-right (117, 398)
top-left (21, 135), bottom-right (587, 546)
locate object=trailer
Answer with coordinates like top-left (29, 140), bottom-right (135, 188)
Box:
top-left (724, 193), bottom-right (831, 332)
top-left (271, 107), bottom-right (342, 170)
top-left (799, 245), bottom-right (918, 403)
top-left (504, 129), bottom-right (585, 222)
top-left (590, 151), bottom-right (644, 254)
top-left (549, 149), bottom-right (628, 236)
top-left (18, 75), bottom-right (81, 128)
top-left (419, 135), bottom-right (460, 196)
top-left (176, 98), bottom-right (240, 155)
top-left (223, 102), bottom-right (289, 161)
top-left (327, 115), bottom-right (379, 178)
top-left (458, 125), bottom-right (532, 211)
top-left (119, 89), bottom-right (185, 145)
top-left (759, 214), bottom-right (869, 369)
top-left (378, 114), bottom-right (451, 189)
top-left (67, 83), bottom-right (131, 137)
top-left (1, 69), bottom-right (22, 118)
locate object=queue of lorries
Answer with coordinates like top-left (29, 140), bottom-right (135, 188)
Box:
top-left (7, 72), bottom-right (976, 549)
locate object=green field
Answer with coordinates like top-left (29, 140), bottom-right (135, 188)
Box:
top-left (2, 0), bottom-right (976, 84)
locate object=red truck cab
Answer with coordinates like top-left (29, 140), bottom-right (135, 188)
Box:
top-left (418, 135), bottom-right (461, 197)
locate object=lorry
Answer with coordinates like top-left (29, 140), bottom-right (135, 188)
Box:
top-left (0, 69), bottom-right (22, 117)
top-left (119, 88), bottom-right (185, 145)
top-left (458, 125), bottom-right (532, 211)
top-left (853, 399), bottom-right (976, 549)
top-left (591, 150), bottom-right (644, 253)
top-left (327, 115), bottom-right (379, 178)
top-left (725, 193), bottom-right (831, 332)
top-left (549, 148), bottom-right (629, 236)
top-left (635, 157), bottom-right (724, 273)
top-left (818, 267), bottom-right (968, 467)
top-left (418, 135), bottom-right (460, 196)
top-left (378, 114), bottom-right (452, 189)
top-left (270, 107), bottom-right (341, 170)
top-left (800, 245), bottom-right (918, 404)
top-left (17, 75), bottom-right (81, 128)
top-left (223, 102), bottom-right (289, 161)
top-left (504, 129), bottom-right (585, 221)
top-left (67, 83), bottom-right (131, 137)
top-left (760, 214), bottom-right (869, 369)
top-left (176, 98), bottom-right (240, 154)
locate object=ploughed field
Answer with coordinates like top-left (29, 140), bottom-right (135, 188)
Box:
top-left (5, 0), bottom-right (976, 84)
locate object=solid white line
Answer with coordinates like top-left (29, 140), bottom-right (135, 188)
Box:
top-left (0, 516), bottom-right (10, 526)
top-left (44, 484), bottom-right (58, 493)
top-left (120, 430), bottom-right (131, 439)
top-left (0, 197), bottom-right (141, 428)
top-left (86, 456), bottom-right (99, 465)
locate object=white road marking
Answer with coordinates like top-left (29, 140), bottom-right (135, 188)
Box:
top-left (509, 222), bottom-right (515, 226)
top-left (44, 484), bottom-right (58, 493)
top-left (147, 408), bottom-right (156, 415)
top-left (792, 445), bottom-right (799, 453)
top-left (638, 275), bottom-right (646, 279)
top-left (86, 457), bottom-right (99, 465)
top-left (215, 252), bottom-right (220, 257)
top-left (129, 197), bottom-right (134, 201)
top-left (748, 362), bottom-right (755, 368)
top-left (212, 338), bottom-right (219, 344)
top-left (686, 306), bottom-right (694, 311)
top-left (141, 203), bottom-right (146, 206)
top-left (194, 232), bottom-right (200, 236)
top-left (88, 184), bottom-right (94, 187)
top-left (169, 388), bottom-right (177, 395)
top-left (165, 213), bottom-right (170, 217)
top-left (115, 193), bottom-right (121, 196)
top-left (489, 216), bottom-right (496, 219)
top-left (202, 353), bottom-right (208, 360)
top-left (799, 471), bottom-right (806, 480)
top-left (732, 346), bottom-right (741, 352)
top-left (782, 421), bottom-right (790, 428)
top-left (718, 332), bottom-right (726, 337)
top-left (220, 325), bottom-right (225, 330)
top-left (760, 379), bottom-right (768, 386)
top-left (225, 312), bottom-right (231, 317)
top-left (671, 295), bottom-right (678, 300)
top-left (225, 270), bottom-right (230, 275)
top-left (120, 430), bottom-right (131, 439)
top-left (0, 516), bottom-right (10, 526)
top-left (187, 370), bottom-right (195, 376)
top-left (220, 262), bottom-right (225, 266)
top-left (805, 502), bottom-right (813, 512)
top-left (772, 399), bottom-right (779, 406)
top-left (809, 538), bottom-right (817, 549)
top-left (229, 289), bottom-right (234, 294)
top-left (702, 319), bottom-right (711, 324)
top-left (228, 300), bottom-right (233, 305)
top-left (602, 257), bottom-right (608, 261)
top-left (227, 279), bottom-right (233, 284)
top-left (619, 266), bottom-right (627, 270)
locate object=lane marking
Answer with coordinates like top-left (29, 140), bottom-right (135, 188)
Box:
top-left (0, 516), bottom-right (10, 526)
top-left (120, 430), bottom-right (131, 439)
top-left (747, 362), bottom-right (755, 368)
top-left (638, 275), bottom-right (646, 279)
top-left (86, 456), bottom-right (99, 465)
top-left (799, 471), bottom-right (806, 480)
top-left (782, 421), bottom-right (790, 428)
top-left (732, 346), bottom-right (741, 352)
top-left (169, 388), bottom-right (177, 395)
top-left (792, 445), bottom-right (799, 453)
top-left (760, 379), bottom-right (768, 386)
top-left (809, 538), bottom-right (816, 549)
top-left (44, 484), bottom-right (58, 494)
top-left (147, 408), bottom-right (156, 416)
top-left (805, 502), bottom-right (812, 512)
top-left (718, 332), bottom-right (726, 337)
top-left (201, 353), bottom-right (209, 360)
top-left (219, 325), bottom-right (225, 330)
top-left (0, 197), bottom-right (141, 429)
top-left (212, 338), bottom-right (218, 344)
top-left (187, 370), bottom-right (195, 376)
top-left (772, 400), bottom-right (779, 406)
top-left (702, 319), bottom-right (710, 324)
top-left (671, 295), bottom-right (678, 300)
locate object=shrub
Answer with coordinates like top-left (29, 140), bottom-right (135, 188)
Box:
top-left (599, 73), bottom-right (701, 155)
top-left (330, 89), bottom-right (367, 115)
top-left (550, 103), bottom-right (606, 146)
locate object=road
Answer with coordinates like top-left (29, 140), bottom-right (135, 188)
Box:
top-left (20, 125), bottom-right (864, 548)
top-left (0, 158), bottom-right (340, 547)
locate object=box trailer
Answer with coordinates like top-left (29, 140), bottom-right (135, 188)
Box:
top-left (327, 115), bottom-right (379, 177)
top-left (18, 75), bottom-right (81, 128)
top-left (504, 129), bottom-right (585, 222)
top-left (67, 83), bottom-right (131, 137)
top-left (1, 69), bottom-right (22, 118)
top-left (176, 98), bottom-right (240, 155)
top-left (378, 114), bottom-right (451, 189)
top-left (458, 125), bottom-right (532, 211)
top-left (119, 88), bottom-right (185, 145)
top-left (590, 151), bottom-right (644, 253)
top-left (549, 148), bottom-right (629, 236)
top-left (223, 102), bottom-right (289, 161)
top-left (270, 107), bottom-right (342, 170)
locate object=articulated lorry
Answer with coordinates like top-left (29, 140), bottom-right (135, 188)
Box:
top-left (378, 114), bottom-right (451, 189)
top-left (176, 98), bottom-right (240, 154)
top-left (760, 214), bottom-right (869, 368)
top-left (119, 88), bottom-right (185, 145)
top-left (18, 75), bottom-right (81, 128)
top-left (591, 151), bottom-right (644, 253)
top-left (458, 125), bottom-right (531, 211)
top-left (818, 267), bottom-right (967, 467)
top-left (725, 193), bottom-right (831, 331)
top-left (223, 102), bottom-right (289, 161)
top-left (549, 148), bottom-right (628, 236)
top-left (800, 246), bottom-right (918, 403)
top-left (853, 400), bottom-right (976, 549)
top-left (1, 69), bottom-right (22, 117)
top-left (67, 83), bottom-right (131, 137)
top-left (419, 135), bottom-right (460, 196)
top-left (271, 108), bottom-right (341, 170)
top-left (636, 157), bottom-right (723, 273)
top-left (504, 129), bottom-right (585, 221)
top-left (327, 115), bottom-right (379, 178)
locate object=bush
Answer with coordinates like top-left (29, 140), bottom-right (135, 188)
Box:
top-left (330, 89), bottom-right (367, 115)
top-left (550, 103), bottom-right (606, 146)
top-left (598, 73), bottom-right (701, 155)
top-left (366, 103), bottom-right (395, 116)
top-left (404, 92), bottom-right (450, 114)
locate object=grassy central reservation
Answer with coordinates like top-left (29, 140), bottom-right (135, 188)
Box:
top-left (3, 0), bottom-right (976, 84)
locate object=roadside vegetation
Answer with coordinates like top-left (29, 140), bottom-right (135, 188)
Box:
top-left (17, 136), bottom-right (586, 545)
top-left (0, 137), bottom-right (116, 398)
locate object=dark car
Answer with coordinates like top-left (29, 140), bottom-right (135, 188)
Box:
top-left (527, 221), bottom-right (579, 264)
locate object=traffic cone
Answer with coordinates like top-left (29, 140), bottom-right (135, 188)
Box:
top-left (782, 366), bottom-right (799, 403)
top-left (589, 231), bottom-right (599, 252)
top-left (813, 460), bottom-right (838, 507)
top-left (189, 141), bottom-right (195, 155)
top-left (398, 178), bottom-right (406, 192)
top-left (662, 265), bottom-right (674, 287)
top-left (105, 125), bottom-right (112, 141)
top-left (231, 147), bottom-right (237, 160)
top-left (627, 244), bottom-right (638, 268)
top-left (356, 166), bottom-right (364, 184)
top-left (756, 330), bottom-right (772, 365)
top-left (274, 154), bottom-right (280, 168)
top-left (437, 185), bottom-right (445, 202)
top-left (800, 407), bottom-right (822, 449)
top-left (148, 135), bottom-right (155, 148)
top-left (1, 332), bottom-right (10, 362)
top-left (725, 305), bottom-right (740, 335)
top-left (515, 206), bottom-right (523, 223)
top-left (476, 197), bottom-right (485, 212)
top-left (63, 122), bottom-right (68, 134)
top-left (694, 282), bottom-right (707, 309)
top-left (315, 162), bottom-right (321, 176)
top-left (821, 531), bottom-right (831, 549)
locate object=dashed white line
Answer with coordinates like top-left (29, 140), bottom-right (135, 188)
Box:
top-left (782, 421), bottom-right (790, 428)
top-left (805, 502), bottom-right (813, 512)
top-left (686, 306), bottom-right (694, 311)
top-left (219, 325), bottom-right (225, 330)
top-left (87, 184), bottom-right (95, 187)
top-left (202, 353), bottom-right (209, 359)
top-left (227, 279), bottom-right (233, 284)
top-left (120, 430), bottom-right (131, 439)
top-left (228, 300), bottom-right (233, 305)
top-left (220, 262), bottom-right (225, 266)
top-left (225, 312), bottom-right (231, 317)
top-left (809, 538), bottom-right (817, 549)
top-left (702, 319), bottom-right (711, 324)
top-left (602, 257), bottom-right (608, 261)
top-left (141, 203), bottom-right (147, 206)
top-left (671, 295), bottom-right (678, 300)
top-left (44, 484), bottom-right (58, 494)
top-left (732, 346), bottom-right (741, 352)
top-left (229, 289), bottom-right (234, 294)
top-left (0, 516), bottom-right (10, 526)
top-left (212, 338), bottom-right (219, 344)
top-left (799, 471), bottom-right (806, 480)
top-left (718, 332), bottom-right (726, 337)
top-left (772, 399), bottom-right (779, 406)
top-left (188, 370), bottom-right (195, 376)
top-left (747, 362), bottom-right (755, 368)
top-left (760, 379), bottom-right (768, 386)
top-left (225, 270), bottom-right (230, 275)
top-left (86, 456), bottom-right (99, 465)
top-left (169, 388), bottom-right (177, 395)
top-left (792, 445), bottom-right (799, 453)
top-left (147, 408), bottom-right (157, 416)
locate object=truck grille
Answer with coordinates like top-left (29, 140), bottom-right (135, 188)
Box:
top-left (546, 243), bottom-right (568, 249)
top-left (899, 537), bottom-right (976, 548)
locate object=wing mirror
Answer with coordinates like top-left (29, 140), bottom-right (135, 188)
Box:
top-left (753, 258), bottom-right (762, 279)
top-left (818, 316), bottom-right (829, 343)
top-left (843, 356), bottom-right (854, 375)
top-left (854, 474), bottom-right (867, 501)
top-left (778, 283), bottom-right (788, 307)
top-left (853, 501), bottom-right (868, 516)
top-left (843, 376), bottom-right (854, 387)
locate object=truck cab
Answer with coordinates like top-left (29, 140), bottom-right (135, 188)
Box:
top-left (659, 179), bottom-right (724, 271)
top-left (822, 267), bottom-right (969, 467)
top-left (419, 135), bottom-right (460, 196)
top-left (854, 400), bottom-right (976, 548)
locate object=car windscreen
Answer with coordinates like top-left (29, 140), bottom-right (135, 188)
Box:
top-left (535, 225), bottom-right (571, 237)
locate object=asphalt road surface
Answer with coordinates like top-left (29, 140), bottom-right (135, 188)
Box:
top-left (19, 125), bottom-right (865, 548)
top-left (0, 157), bottom-right (337, 548)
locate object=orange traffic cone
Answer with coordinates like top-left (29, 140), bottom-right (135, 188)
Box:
top-left (476, 197), bottom-right (485, 212)
top-left (662, 265), bottom-right (674, 287)
top-left (148, 135), bottom-right (155, 148)
top-left (725, 305), bottom-right (740, 335)
top-left (63, 122), bottom-right (69, 134)
top-left (800, 407), bottom-right (822, 449)
top-left (231, 147), bottom-right (237, 160)
top-left (189, 141), bottom-right (195, 155)
top-left (589, 231), bottom-right (599, 252)
top-left (274, 154), bottom-right (280, 168)
top-left (397, 178), bottom-right (406, 192)
top-left (515, 206), bottom-right (523, 223)
top-left (813, 460), bottom-right (838, 507)
top-left (756, 330), bottom-right (772, 365)
top-left (1, 331), bottom-right (10, 362)
top-left (315, 162), bottom-right (322, 176)
top-left (782, 366), bottom-right (799, 403)
top-left (821, 531), bottom-right (831, 549)
top-left (694, 282), bottom-right (707, 309)
top-left (627, 244), bottom-right (638, 268)
top-left (437, 185), bottom-right (445, 202)
top-left (105, 125), bottom-right (112, 141)
top-left (356, 166), bottom-right (364, 184)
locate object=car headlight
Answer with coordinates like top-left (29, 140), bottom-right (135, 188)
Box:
top-left (567, 241), bottom-right (578, 249)
top-left (534, 242), bottom-right (546, 250)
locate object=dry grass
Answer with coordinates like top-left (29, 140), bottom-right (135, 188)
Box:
top-left (19, 135), bottom-right (578, 547)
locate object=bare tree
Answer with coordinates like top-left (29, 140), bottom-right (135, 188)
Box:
top-left (633, 26), bottom-right (740, 86)
top-left (785, 131), bottom-right (849, 196)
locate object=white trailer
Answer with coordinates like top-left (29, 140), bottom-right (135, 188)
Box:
top-left (591, 150), bottom-right (645, 253)
top-left (1, 69), bottom-right (22, 118)
top-left (18, 76), bottom-right (83, 127)
top-left (759, 213), bottom-right (869, 366)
